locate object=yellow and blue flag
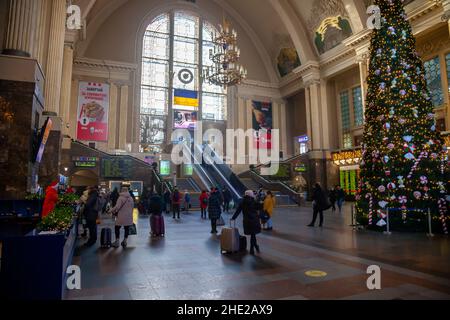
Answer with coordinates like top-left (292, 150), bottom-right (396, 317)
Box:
top-left (174, 89), bottom-right (199, 107)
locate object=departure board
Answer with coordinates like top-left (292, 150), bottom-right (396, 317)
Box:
top-left (101, 158), bottom-right (132, 179)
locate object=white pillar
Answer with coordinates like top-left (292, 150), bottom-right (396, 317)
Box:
top-left (119, 85), bottom-right (129, 150)
top-left (309, 80), bottom-right (322, 151)
top-left (59, 44), bottom-right (74, 135)
top-left (44, 0), bottom-right (66, 114)
top-left (3, 0), bottom-right (40, 57)
top-left (108, 83), bottom-right (118, 150)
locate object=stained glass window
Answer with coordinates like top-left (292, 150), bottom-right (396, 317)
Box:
top-left (352, 86), bottom-right (364, 126)
top-left (340, 91), bottom-right (350, 131)
top-left (140, 12), bottom-right (227, 153)
top-left (424, 56), bottom-right (444, 108)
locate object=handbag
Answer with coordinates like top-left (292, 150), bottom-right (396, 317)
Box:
top-left (217, 215), bottom-right (225, 226)
top-left (129, 223), bottom-right (137, 235)
top-left (260, 210), bottom-right (270, 223)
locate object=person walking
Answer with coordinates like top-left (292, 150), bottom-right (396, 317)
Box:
top-left (208, 188), bottom-right (222, 234)
top-left (222, 188), bottom-right (232, 214)
top-left (263, 190), bottom-right (276, 231)
top-left (163, 189), bottom-right (171, 214)
top-left (329, 187), bottom-right (337, 212)
top-left (172, 188), bottom-right (181, 219)
top-left (336, 185), bottom-right (346, 213)
top-left (231, 190), bottom-right (262, 255)
top-left (184, 190), bottom-right (191, 213)
top-left (110, 186), bottom-right (134, 248)
top-left (307, 183), bottom-right (327, 227)
top-left (199, 190), bottom-right (208, 219)
top-left (84, 187), bottom-right (100, 247)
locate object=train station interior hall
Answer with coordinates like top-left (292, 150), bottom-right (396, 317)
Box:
top-left (0, 0), bottom-right (449, 300)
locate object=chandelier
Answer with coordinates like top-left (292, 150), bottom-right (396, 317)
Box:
top-left (202, 18), bottom-right (247, 88)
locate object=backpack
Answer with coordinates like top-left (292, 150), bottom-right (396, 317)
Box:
top-left (202, 197), bottom-right (208, 205)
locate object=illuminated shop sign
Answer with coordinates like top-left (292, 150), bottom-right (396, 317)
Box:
top-left (298, 135), bottom-right (309, 143)
top-left (332, 149), bottom-right (362, 166)
top-left (72, 156), bottom-right (98, 162)
top-left (75, 161), bottom-right (96, 167)
top-left (294, 164), bottom-right (307, 172)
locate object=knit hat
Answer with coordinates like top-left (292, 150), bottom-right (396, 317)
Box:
top-left (245, 190), bottom-right (255, 198)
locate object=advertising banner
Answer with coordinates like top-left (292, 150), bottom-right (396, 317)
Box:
top-left (77, 82), bottom-right (110, 141)
top-left (174, 110), bottom-right (198, 130)
top-left (252, 101), bottom-right (272, 150)
top-left (160, 160), bottom-right (171, 176)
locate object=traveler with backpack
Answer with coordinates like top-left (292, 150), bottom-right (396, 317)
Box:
top-left (199, 190), bottom-right (209, 219)
top-left (208, 188), bottom-right (222, 234)
top-left (110, 186), bottom-right (134, 248)
top-left (149, 192), bottom-right (165, 237)
top-left (172, 188), bottom-right (181, 219)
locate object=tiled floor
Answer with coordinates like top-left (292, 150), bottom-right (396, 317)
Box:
top-left (66, 204), bottom-right (450, 300)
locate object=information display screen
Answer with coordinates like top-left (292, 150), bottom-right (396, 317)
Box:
top-left (101, 158), bottom-right (132, 179)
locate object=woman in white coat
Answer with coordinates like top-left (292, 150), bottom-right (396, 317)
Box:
top-left (110, 186), bottom-right (134, 248)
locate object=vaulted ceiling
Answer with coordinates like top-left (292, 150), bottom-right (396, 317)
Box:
top-left (72, 0), bottom-right (422, 81)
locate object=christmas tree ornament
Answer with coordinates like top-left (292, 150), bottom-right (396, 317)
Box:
top-left (404, 153), bottom-right (415, 160)
top-left (397, 176), bottom-right (405, 188)
top-left (398, 118), bottom-right (406, 124)
top-left (403, 136), bottom-right (413, 142)
top-left (378, 185), bottom-right (386, 193)
top-left (377, 219), bottom-right (387, 227)
top-left (387, 182), bottom-right (396, 190)
top-left (378, 201), bottom-right (388, 208)
top-left (413, 191), bottom-right (421, 199)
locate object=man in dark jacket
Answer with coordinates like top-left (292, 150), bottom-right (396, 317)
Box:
top-left (172, 188), bottom-right (181, 219)
top-left (222, 188), bottom-right (232, 213)
top-left (308, 183), bottom-right (327, 227)
top-left (84, 187), bottom-right (100, 246)
top-left (163, 189), bottom-right (171, 214)
top-left (208, 188), bottom-right (222, 234)
top-left (149, 193), bottom-right (163, 216)
top-left (336, 186), bottom-right (346, 213)
top-left (231, 190), bottom-right (261, 254)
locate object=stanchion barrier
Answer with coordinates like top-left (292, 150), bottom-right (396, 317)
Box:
top-left (427, 208), bottom-right (434, 237)
top-left (383, 208), bottom-right (392, 235)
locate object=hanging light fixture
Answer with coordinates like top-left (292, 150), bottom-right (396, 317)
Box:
top-left (202, 17), bottom-right (247, 88)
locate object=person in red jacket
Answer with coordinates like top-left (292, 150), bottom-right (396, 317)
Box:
top-left (199, 190), bottom-right (209, 219)
top-left (42, 181), bottom-right (59, 218)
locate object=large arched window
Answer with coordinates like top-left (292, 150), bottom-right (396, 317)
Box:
top-left (140, 11), bottom-right (227, 153)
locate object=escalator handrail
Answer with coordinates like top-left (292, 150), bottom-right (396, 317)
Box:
top-left (250, 170), bottom-right (301, 196)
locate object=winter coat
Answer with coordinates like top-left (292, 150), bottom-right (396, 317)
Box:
top-left (336, 189), bottom-right (346, 200)
top-left (111, 192), bottom-right (134, 226)
top-left (263, 195), bottom-right (276, 217)
top-left (312, 186), bottom-right (327, 211)
top-left (42, 186), bottom-right (58, 218)
top-left (84, 191), bottom-right (99, 222)
top-left (172, 191), bottom-right (181, 205)
top-left (231, 195), bottom-right (261, 235)
top-left (199, 192), bottom-right (209, 209)
top-left (184, 193), bottom-right (191, 203)
top-left (223, 189), bottom-right (232, 202)
top-left (110, 189), bottom-right (119, 207)
top-left (163, 191), bottom-right (171, 204)
top-left (329, 190), bottom-right (337, 202)
top-left (149, 194), bottom-right (163, 216)
top-left (208, 191), bottom-right (222, 220)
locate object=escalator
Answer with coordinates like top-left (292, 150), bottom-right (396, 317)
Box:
top-left (193, 144), bottom-right (246, 202)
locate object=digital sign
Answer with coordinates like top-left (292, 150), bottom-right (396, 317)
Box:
top-left (160, 160), bottom-right (171, 176)
top-left (101, 158), bottom-right (132, 179)
top-left (298, 135), bottom-right (309, 143)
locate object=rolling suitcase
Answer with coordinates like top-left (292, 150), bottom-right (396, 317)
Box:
top-left (151, 215), bottom-right (165, 237)
top-left (220, 220), bottom-right (240, 254)
top-left (100, 227), bottom-right (112, 248)
top-left (239, 235), bottom-right (247, 252)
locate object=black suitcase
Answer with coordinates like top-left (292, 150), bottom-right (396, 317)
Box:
top-left (100, 228), bottom-right (112, 248)
top-left (239, 235), bottom-right (247, 252)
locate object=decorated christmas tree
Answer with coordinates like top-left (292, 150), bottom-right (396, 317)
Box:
top-left (356, 0), bottom-right (449, 233)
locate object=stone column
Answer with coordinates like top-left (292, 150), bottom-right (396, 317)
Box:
top-left (119, 84), bottom-right (129, 150)
top-left (44, 0), bottom-right (66, 114)
top-left (108, 83), bottom-right (119, 150)
top-left (304, 86), bottom-right (312, 151)
top-left (2, 0), bottom-right (40, 57)
top-left (279, 101), bottom-right (288, 158)
top-left (443, 0), bottom-right (450, 36)
top-left (35, 0), bottom-right (50, 67)
top-left (59, 44), bottom-right (74, 135)
top-left (308, 80), bottom-right (323, 151)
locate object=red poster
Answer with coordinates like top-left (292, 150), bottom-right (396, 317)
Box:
top-left (77, 82), bottom-right (109, 141)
